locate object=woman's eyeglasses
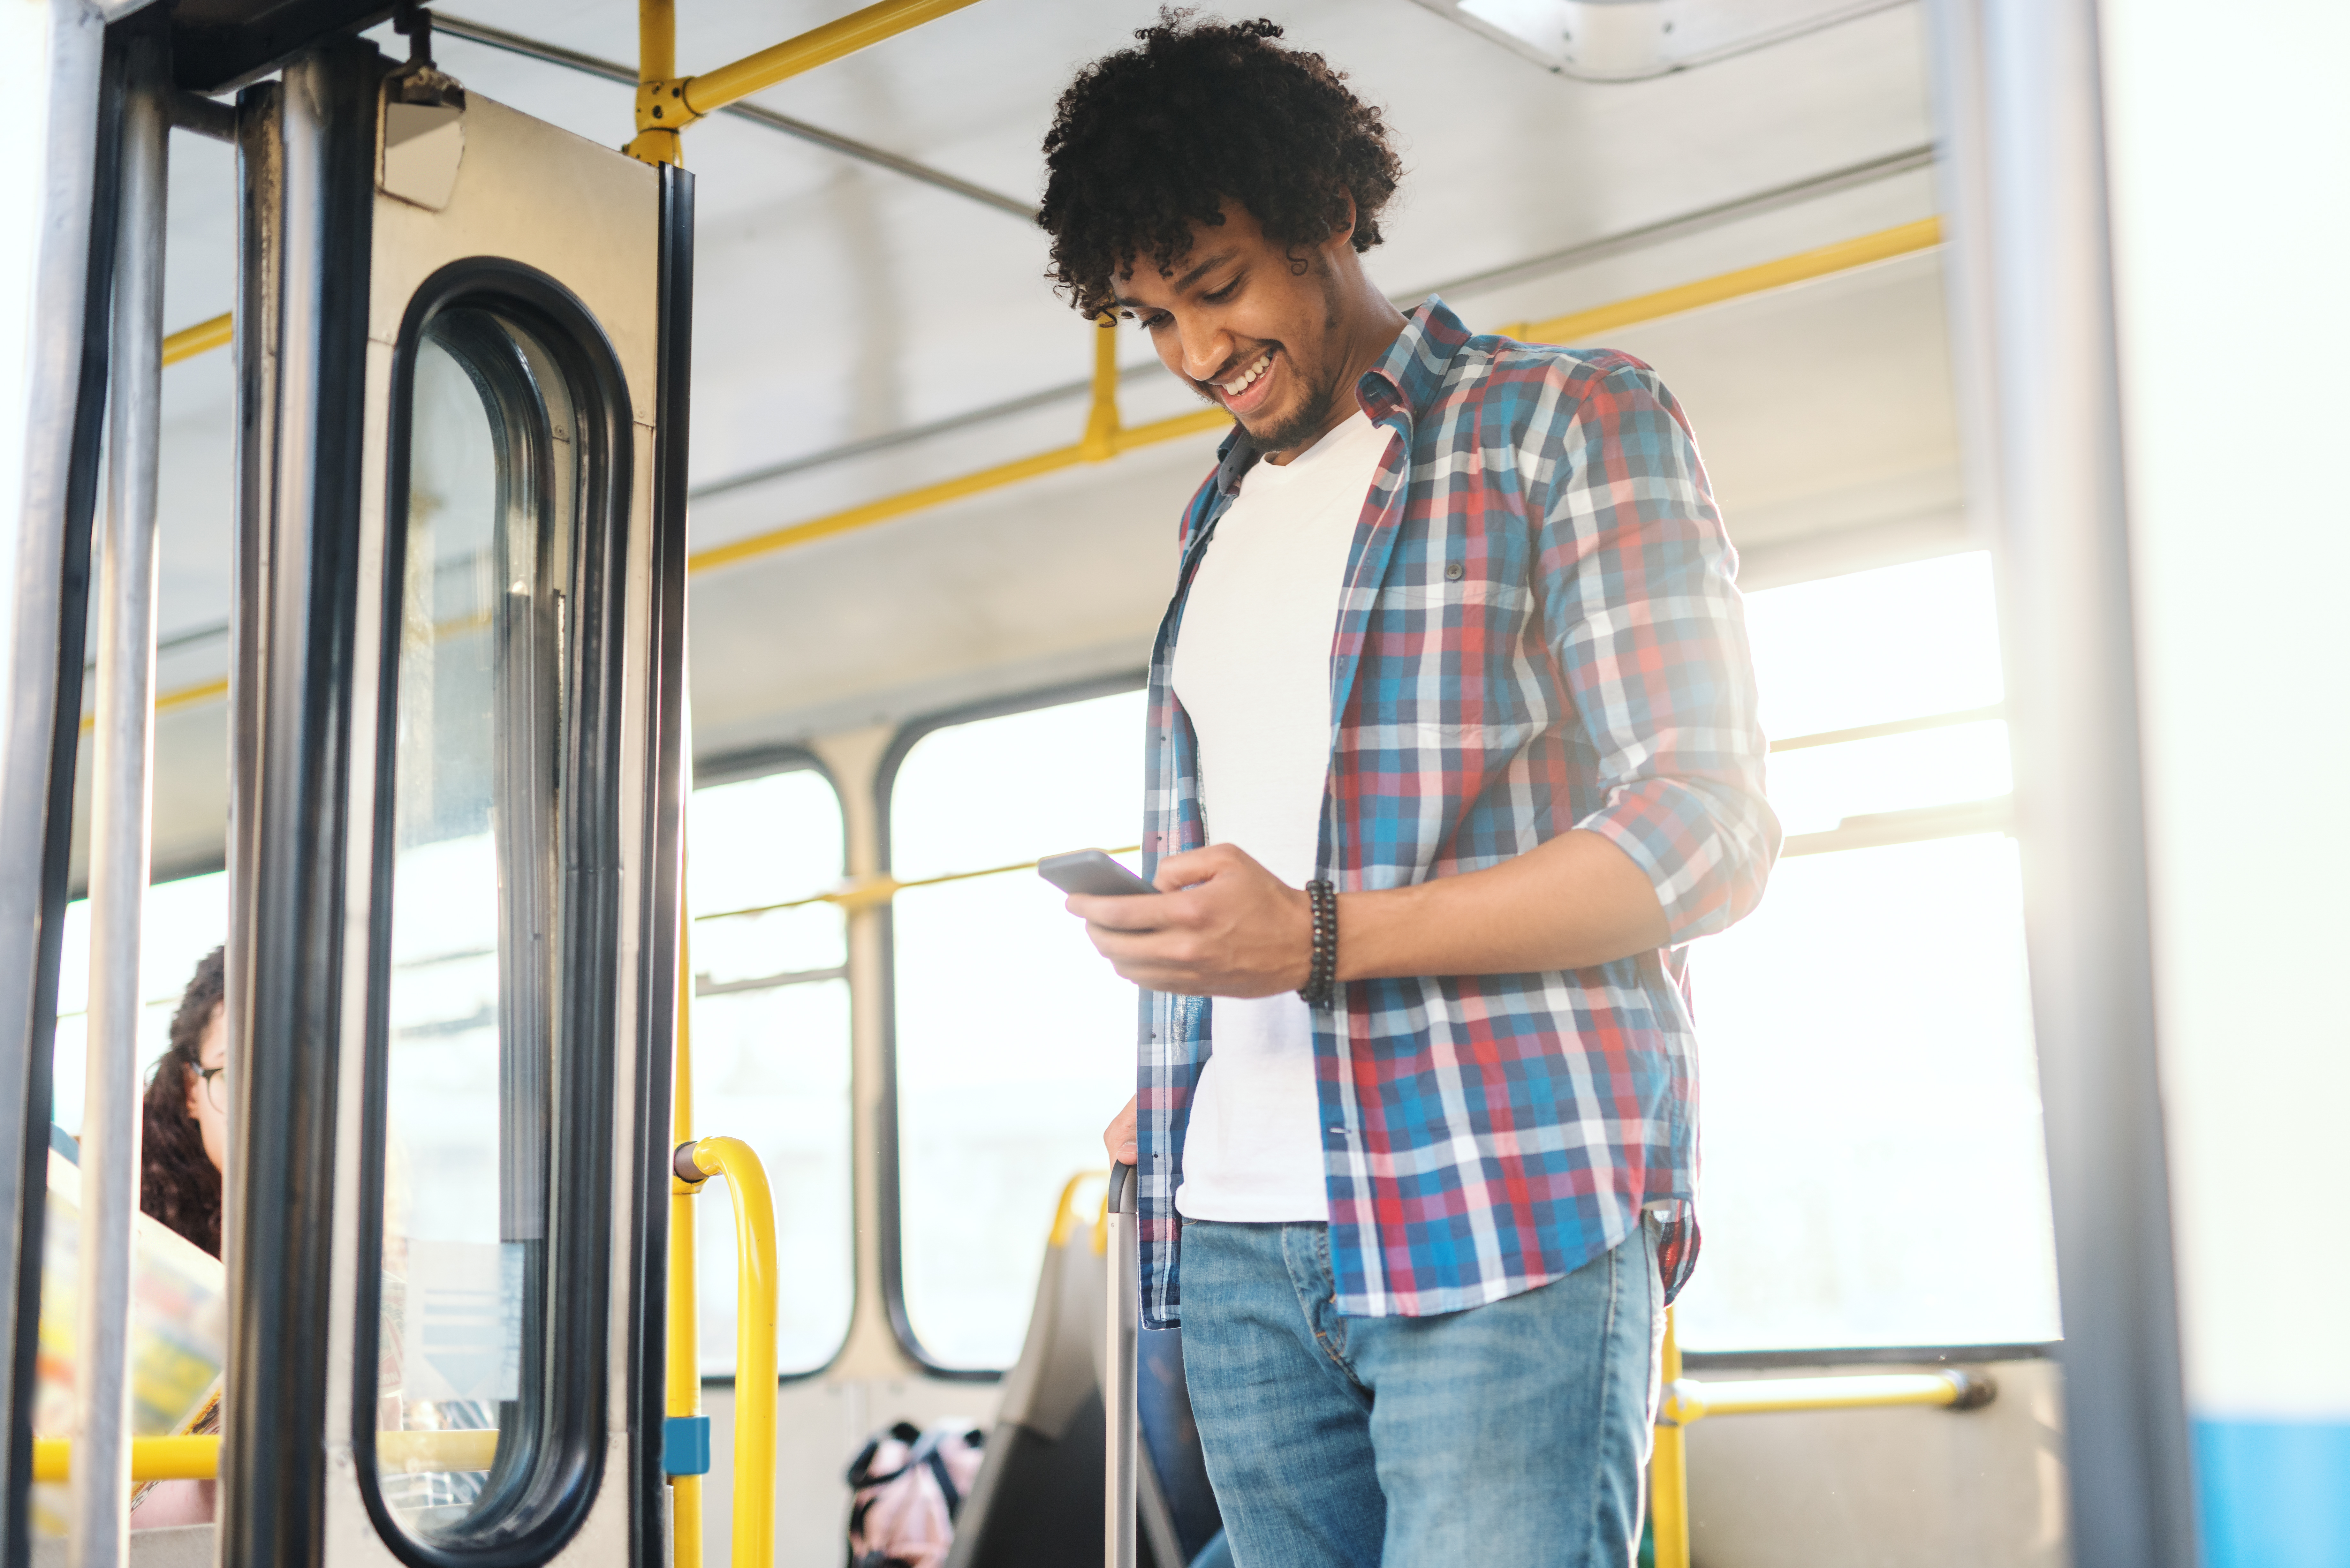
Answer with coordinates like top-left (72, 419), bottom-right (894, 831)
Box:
top-left (198, 1065), bottom-right (228, 1114)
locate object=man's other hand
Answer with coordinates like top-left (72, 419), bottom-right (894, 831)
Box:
top-left (1066, 844), bottom-right (1311, 999)
top-left (1104, 1094), bottom-right (1138, 1166)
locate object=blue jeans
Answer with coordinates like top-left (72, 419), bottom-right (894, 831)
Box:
top-left (1178, 1218), bottom-right (1661, 1568)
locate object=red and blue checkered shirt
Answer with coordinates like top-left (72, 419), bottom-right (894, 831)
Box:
top-left (1136, 297), bottom-right (1778, 1326)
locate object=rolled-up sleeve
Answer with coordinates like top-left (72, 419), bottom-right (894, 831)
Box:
top-left (1529, 354), bottom-right (1779, 941)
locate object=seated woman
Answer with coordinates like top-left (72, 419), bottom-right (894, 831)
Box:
top-left (129, 946), bottom-right (225, 1529)
top-left (140, 945), bottom-right (224, 1255)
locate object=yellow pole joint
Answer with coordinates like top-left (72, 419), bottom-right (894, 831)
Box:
top-left (1080, 317), bottom-right (1122, 463)
top-left (625, 0), bottom-right (986, 162)
top-left (627, 0), bottom-right (684, 166)
top-left (636, 79), bottom-right (703, 135)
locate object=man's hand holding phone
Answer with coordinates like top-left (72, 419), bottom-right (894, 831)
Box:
top-left (1040, 843), bottom-right (1314, 999)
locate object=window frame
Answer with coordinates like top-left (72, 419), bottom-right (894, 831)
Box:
top-left (352, 260), bottom-right (633, 1568)
top-left (874, 671), bottom-right (1146, 1377)
top-left (684, 743), bottom-right (855, 1385)
top-left (1679, 546), bottom-right (2060, 1367)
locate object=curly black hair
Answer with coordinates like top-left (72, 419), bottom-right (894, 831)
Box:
top-left (1039, 13), bottom-right (1403, 319)
top-left (140, 945), bottom-right (224, 1256)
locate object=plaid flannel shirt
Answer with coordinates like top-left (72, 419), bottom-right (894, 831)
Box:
top-left (1136, 297), bottom-right (1778, 1327)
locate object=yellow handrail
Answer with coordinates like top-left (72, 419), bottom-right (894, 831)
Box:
top-left (163, 313), bottom-right (231, 366)
top-left (684, 216), bottom-right (1942, 578)
top-left (33, 1436), bottom-right (218, 1482)
top-left (680, 1135), bottom-right (778, 1568)
top-left (30, 1429), bottom-right (500, 1483)
top-left (1650, 1310), bottom-right (1691, 1568)
top-left (136, 219), bottom-right (1948, 725)
top-left (629, 0), bottom-right (983, 161)
top-left (668, 910), bottom-right (706, 1568)
top-left (1646, 1303), bottom-right (1996, 1568)
top-left (693, 844), bottom-right (1146, 924)
top-left (1501, 217), bottom-right (1942, 345)
top-left (377, 1429), bottom-right (504, 1473)
top-left (687, 0), bottom-right (981, 119)
top-left (1666, 1368), bottom-right (1982, 1421)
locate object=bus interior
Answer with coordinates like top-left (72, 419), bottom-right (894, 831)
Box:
top-left (0, 1), bottom-right (2340, 1567)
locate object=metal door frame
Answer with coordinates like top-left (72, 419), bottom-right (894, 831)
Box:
top-left (224, 41), bottom-right (693, 1568)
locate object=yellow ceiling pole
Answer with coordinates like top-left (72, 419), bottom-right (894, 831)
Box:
top-left (632, 0), bottom-right (984, 156)
top-left (1505, 216), bottom-right (1941, 344)
top-left (1079, 316), bottom-right (1122, 462)
top-left (686, 217), bottom-right (1943, 577)
top-left (625, 0), bottom-right (682, 166)
top-left (163, 313), bottom-right (231, 366)
top-left (140, 216), bottom-right (1952, 728)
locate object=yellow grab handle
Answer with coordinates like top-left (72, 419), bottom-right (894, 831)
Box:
top-left (32, 1436), bottom-right (219, 1483)
top-left (681, 1135), bottom-right (778, 1568)
top-left (31, 1428), bottom-right (506, 1483)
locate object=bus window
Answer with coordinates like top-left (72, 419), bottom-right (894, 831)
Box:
top-left (687, 762), bottom-right (853, 1376)
top-left (1675, 551), bottom-right (2063, 1352)
top-left (49, 871), bottom-right (229, 1138)
top-left (885, 685), bottom-right (1146, 1370)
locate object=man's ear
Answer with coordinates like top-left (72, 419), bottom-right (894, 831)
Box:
top-left (1329, 192), bottom-right (1360, 252)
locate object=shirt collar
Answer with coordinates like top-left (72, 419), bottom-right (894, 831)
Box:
top-left (1208, 296), bottom-right (1472, 497)
top-left (1358, 295), bottom-right (1470, 428)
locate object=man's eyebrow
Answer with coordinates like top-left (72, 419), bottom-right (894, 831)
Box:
top-left (1114, 251), bottom-right (1239, 310)
top-left (1172, 251), bottom-right (1237, 294)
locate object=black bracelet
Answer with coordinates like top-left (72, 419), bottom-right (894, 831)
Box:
top-left (1299, 879), bottom-right (1338, 1009)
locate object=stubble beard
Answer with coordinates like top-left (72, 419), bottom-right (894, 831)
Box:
top-left (1239, 264), bottom-right (1353, 456)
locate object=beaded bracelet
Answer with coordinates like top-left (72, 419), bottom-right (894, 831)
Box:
top-left (1299, 879), bottom-right (1338, 1009)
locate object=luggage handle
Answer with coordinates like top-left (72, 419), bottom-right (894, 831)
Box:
top-left (1105, 1162), bottom-right (1138, 1568)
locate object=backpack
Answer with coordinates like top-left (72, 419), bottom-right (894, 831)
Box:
top-left (845, 1420), bottom-right (985, 1568)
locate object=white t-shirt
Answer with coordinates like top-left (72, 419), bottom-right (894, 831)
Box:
top-left (1169, 411), bottom-right (1393, 1222)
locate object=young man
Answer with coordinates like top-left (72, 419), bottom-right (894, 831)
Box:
top-left (1040, 18), bottom-right (1778, 1565)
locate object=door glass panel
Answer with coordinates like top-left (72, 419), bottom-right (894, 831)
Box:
top-left (373, 313), bottom-right (588, 1544)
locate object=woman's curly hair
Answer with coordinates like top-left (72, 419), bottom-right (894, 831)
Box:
top-left (140, 946), bottom-right (224, 1256)
top-left (1040, 13), bottom-right (1403, 319)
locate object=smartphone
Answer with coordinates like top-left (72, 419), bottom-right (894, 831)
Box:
top-left (1037, 849), bottom-right (1157, 897)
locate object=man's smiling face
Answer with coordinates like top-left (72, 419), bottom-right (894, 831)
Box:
top-left (1114, 202), bottom-right (1357, 459)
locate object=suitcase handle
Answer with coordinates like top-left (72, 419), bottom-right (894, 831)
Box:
top-left (1105, 1162), bottom-right (1138, 1568)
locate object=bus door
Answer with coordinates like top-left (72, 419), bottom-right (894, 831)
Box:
top-left (225, 38), bottom-right (688, 1568)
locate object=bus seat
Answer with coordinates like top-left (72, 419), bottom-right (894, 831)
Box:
top-left (942, 1206), bottom-right (1218, 1568)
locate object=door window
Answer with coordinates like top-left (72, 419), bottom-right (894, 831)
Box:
top-left (364, 302), bottom-right (621, 1550)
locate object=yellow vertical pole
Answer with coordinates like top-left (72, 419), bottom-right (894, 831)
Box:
top-left (1651, 1307), bottom-right (1691, 1568)
top-left (1079, 316), bottom-right (1122, 461)
top-left (688, 1138), bottom-right (778, 1568)
top-left (627, 0), bottom-right (683, 166)
top-left (668, 903), bottom-right (704, 1568)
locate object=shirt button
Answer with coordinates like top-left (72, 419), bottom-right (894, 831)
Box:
top-left (1444, 561), bottom-right (1464, 582)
